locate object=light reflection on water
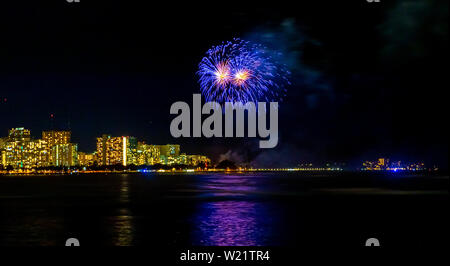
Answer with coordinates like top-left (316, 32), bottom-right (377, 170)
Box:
top-left (192, 200), bottom-right (274, 246)
top-left (110, 208), bottom-right (134, 246)
top-left (192, 175), bottom-right (276, 246)
top-left (119, 174), bottom-right (130, 204)
top-left (196, 175), bottom-right (258, 197)
top-left (110, 175), bottom-right (134, 246)
top-left (2, 173), bottom-right (441, 246)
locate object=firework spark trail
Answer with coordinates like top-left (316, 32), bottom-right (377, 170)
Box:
top-left (197, 39), bottom-right (290, 105)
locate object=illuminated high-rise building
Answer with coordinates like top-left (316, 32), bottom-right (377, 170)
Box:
top-left (0, 138), bottom-right (6, 167)
top-left (0, 137), bottom-right (7, 149)
top-left (166, 153), bottom-right (187, 165)
top-left (42, 131), bottom-right (71, 147)
top-left (136, 142), bottom-right (160, 165)
top-left (51, 143), bottom-right (78, 167)
top-left (96, 135), bottom-right (107, 165)
top-left (1, 128), bottom-right (78, 169)
top-left (187, 155), bottom-right (211, 166)
top-left (8, 128), bottom-right (31, 141)
top-left (3, 128), bottom-right (36, 169)
top-left (97, 135), bottom-right (120, 166)
top-left (41, 130), bottom-right (71, 166)
top-left (157, 144), bottom-right (180, 165)
top-left (1, 151), bottom-right (5, 168)
top-left (4, 141), bottom-right (33, 169)
top-left (96, 135), bottom-right (136, 166)
top-left (78, 152), bottom-right (96, 167)
top-left (125, 137), bottom-right (138, 166)
top-left (4, 140), bottom-right (24, 168)
top-left (157, 144), bottom-right (180, 158)
top-left (33, 139), bottom-right (50, 168)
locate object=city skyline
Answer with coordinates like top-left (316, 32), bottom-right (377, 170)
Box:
top-left (0, 126), bottom-right (438, 171)
top-left (0, 127), bottom-right (211, 170)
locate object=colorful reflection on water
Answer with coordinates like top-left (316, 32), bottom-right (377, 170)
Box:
top-left (192, 175), bottom-right (278, 246)
top-left (192, 200), bottom-right (277, 246)
top-left (0, 173), bottom-right (446, 246)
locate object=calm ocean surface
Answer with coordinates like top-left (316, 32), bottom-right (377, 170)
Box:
top-left (0, 172), bottom-right (448, 247)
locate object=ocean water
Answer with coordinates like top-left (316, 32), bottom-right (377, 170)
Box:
top-left (0, 172), bottom-right (447, 247)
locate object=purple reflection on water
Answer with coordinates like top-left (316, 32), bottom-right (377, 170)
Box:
top-left (193, 201), bottom-right (275, 246)
top-left (191, 174), bottom-right (281, 246)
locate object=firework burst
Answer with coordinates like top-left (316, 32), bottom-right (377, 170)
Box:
top-left (197, 39), bottom-right (290, 105)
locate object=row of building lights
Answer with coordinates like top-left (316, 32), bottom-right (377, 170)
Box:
top-left (0, 128), bottom-right (211, 170)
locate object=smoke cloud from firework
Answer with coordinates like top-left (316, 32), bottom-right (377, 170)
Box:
top-left (197, 38), bottom-right (290, 105)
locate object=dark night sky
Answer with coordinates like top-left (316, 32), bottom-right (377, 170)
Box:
top-left (0, 0), bottom-right (448, 168)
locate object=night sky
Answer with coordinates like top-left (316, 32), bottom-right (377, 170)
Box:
top-left (0, 0), bottom-right (448, 168)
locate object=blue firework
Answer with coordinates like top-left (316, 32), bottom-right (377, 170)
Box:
top-left (197, 39), bottom-right (290, 105)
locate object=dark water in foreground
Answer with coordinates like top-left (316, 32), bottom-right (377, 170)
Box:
top-left (0, 172), bottom-right (448, 247)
